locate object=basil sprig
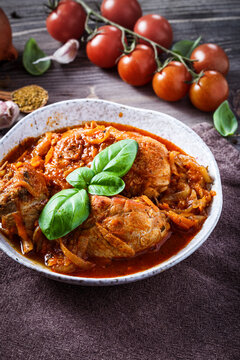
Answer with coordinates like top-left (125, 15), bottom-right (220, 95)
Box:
top-left (66, 167), bottom-right (95, 189)
top-left (91, 139), bottom-right (138, 177)
top-left (172, 37), bottom-right (201, 58)
top-left (213, 100), bottom-right (238, 137)
top-left (88, 172), bottom-right (125, 196)
top-left (39, 189), bottom-right (90, 240)
top-left (39, 139), bottom-right (138, 240)
top-left (23, 38), bottom-right (51, 76)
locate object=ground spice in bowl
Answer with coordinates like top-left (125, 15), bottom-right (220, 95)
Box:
top-left (12, 85), bottom-right (48, 113)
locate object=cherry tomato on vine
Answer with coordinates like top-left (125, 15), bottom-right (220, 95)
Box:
top-left (189, 71), bottom-right (229, 112)
top-left (152, 61), bottom-right (191, 102)
top-left (46, 0), bottom-right (86, 42)
top-left (86, 25), bottom-right (125, 68)
top-left (191, 43), bottom-right (229, 76)
top-left (118, 44), bottom-right (157, 86)
top-left (101, 0), bottom-right (142, 30)
top-left (134, 14), bottom-right (173, 51)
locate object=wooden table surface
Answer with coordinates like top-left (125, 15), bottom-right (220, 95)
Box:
top-left (1, 0), bottom-right (240, 147)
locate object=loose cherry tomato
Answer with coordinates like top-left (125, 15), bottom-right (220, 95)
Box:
top-left (134, 14), bottom-right (173, 51)
top-left (189, 71), bottom-right (229, 112)
top-left (86, 25), bottom-right (125, 68)
top-left (46, 0), bottom-right (86, 42)
top-left (152, 61), bottom-right (191, 102)
top-left (101, 0), bottom-right (142, 30)
top-left (117, 45), bottom-right (157, 86)
top-left (191, 43), bottom-right (229, 76)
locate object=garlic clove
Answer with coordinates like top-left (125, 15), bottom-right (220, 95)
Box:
top-left (33, 39), bottom-right (79, 65)
top-left (53, 39), bottom-right (79, 64)
top-left (0, 101), bottom-right (20, 129)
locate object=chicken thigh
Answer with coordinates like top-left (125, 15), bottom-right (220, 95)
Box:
top-left (79, 195), bottom-right (170, 259)
top-left (43, 124), bottom-right (171, 198)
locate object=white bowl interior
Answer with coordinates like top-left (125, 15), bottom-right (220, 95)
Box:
top-left (0, 99), bottom-right (222, 285)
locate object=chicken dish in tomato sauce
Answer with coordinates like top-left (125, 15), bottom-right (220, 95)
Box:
top-left (0, 122), bottom-right (215, 277)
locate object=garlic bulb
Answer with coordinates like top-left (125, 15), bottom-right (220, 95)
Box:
top-left (33, 39), bottom-right (79, 65)
top-left (0, 101), bottom-right (20, 129)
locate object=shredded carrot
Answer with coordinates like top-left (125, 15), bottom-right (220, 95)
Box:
top-left (59, 238), bottom-right (93, 270)
top-left (158, 202), bottom-right (171, 210)
top-left (0, 161), bottom-right (8, 171)
top-left (87, 131), bottom-right (110, 144)
top-left (15, 162), bottom-right (23, 168)
top-left (140, 195), bottom-right (160, 212)
top-left (82, 125), bottom-right (106, 136)
top-left (13, 212), bottom-right (33, 253)
top-left (167, 211), bottom-right (198, 230)
top-left (30, 156), bottom-right (43, 168)
top-left (45, 146), bottom-right (54, 164)
top-left (91, 121), bottom-right (98, 128)
top-left (17, 150), bottom-right (28, 162)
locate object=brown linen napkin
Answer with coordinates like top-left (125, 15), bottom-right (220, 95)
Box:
top-left (0, 123), bottom-right (239, 360)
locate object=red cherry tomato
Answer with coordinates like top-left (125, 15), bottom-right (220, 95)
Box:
top-left (189, 71), bottom-right (229, 112)
top-left (191, 43), bottom-right (229, 76)
top-left (46, 0), bottom-right (86, 42)
top-left (101, 0), bottom-right (142, 30)
top-left (86, 25), bottom-right (125, 68)
top-left (117, 44), bottom-right (157, 86)
top-left (152, 61), bottom-right (191, 102)
top-left (134, 14), bottom-right (173, 51)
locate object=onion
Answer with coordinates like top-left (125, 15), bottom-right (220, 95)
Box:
top-left (0, 8), bottom-right (18, 61)
top-left (60, 238), bottom-right (94, 270)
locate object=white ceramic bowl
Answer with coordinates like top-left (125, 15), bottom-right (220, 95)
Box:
top-left (0, 99), bottom-right (222, 286)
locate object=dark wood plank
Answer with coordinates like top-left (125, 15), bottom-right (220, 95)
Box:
top-left (0, 0), bottom-right (239, 147)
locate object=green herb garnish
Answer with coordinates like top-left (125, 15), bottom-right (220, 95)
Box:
top-left (39, 139), bottom-right (138, 240)
top-left (66, 167), bottom-right (95, 190)
top-left (39, 189), bottom-right (90, 240)
top-left (213, 100), bottom-right (238, 137)
top-left (88, 172), bottom-right (125, 196)
top-left (91, 139), bottom-right (138, 177)
top-left (23, 38), bottom-right (51, 76)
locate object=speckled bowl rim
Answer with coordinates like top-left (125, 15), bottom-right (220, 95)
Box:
top-left (0, 99), bottom-right (222, 286)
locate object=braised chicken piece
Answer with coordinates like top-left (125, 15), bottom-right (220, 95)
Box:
top-left (0, 164), bottom-right (48, 253)
top-left (43, 125), bottom-right (171, 197)
top-left (83, 194), bottom-right (170, 258)
top-left (48, 194), bottom-right (170, 273)
top-left (107, 127), bottom-right (171, 197)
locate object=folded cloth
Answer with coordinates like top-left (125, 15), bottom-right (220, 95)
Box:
top-left (0, 123), bottom-right (239, 360)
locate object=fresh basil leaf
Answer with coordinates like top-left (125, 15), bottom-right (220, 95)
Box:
top-left (172, 37), bottom-right (201, 58)
top-left (39, 188), bottom-right (89, 240)
top-left (66, 167), bottom-right (95, 189)
top-left (23, 38), bottom-right (51, 76)
top-left (88, 172), bottom-right (125, 196)
top-left (213, 100), bottom-right (238, 137)
top-left (91, 139), bottom-right (138, 177)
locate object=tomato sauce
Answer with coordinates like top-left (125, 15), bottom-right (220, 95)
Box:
top-left (1, 122), bottom-right (199, 278)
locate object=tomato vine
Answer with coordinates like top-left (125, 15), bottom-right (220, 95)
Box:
top-left (75, 0), bottom-right (200, 79)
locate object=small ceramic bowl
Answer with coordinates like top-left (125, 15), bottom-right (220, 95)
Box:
top-left (0, 99), bottom-right (222, 286)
